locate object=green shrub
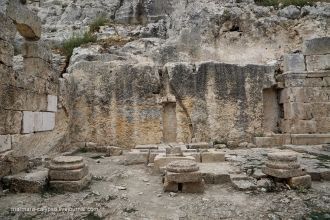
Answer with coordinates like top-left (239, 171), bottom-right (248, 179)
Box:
top-left (255, 0), bottom-right (316, 7)
top-left (89, 16), bottom-right (109, 33)
top-left (61, 32), bottom-right (96, 58)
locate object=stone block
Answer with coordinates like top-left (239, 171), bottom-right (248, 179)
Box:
top-left (187, 142), bottom-right (209, 149)
top-left (163, 177), bottom-right (178, 192)
top-left (279, 88), bottom-right (305, 103)
top-left (166, 171), bottom-right (202, 183)
top-left (262, 166), bottom-right (306, 178)
top-left (46, 81), bottom-right (58, 95)
top-left (182, 180), bottom-right (205, 193)
top-left (2, 169), bottom-right (48, 193)
top-left (49, 166), bottom-right (88, 181)
top-left (0, 159), bottom-right (11, 178)
top-left (320, 170), bottom-right (330, 181)
top-left (306, 54), bottom-right (330, 71)
top-left (124, 151), bottom-right (149, 165)
top-left (50, 174), bottom-right (91, 192)
top-left (324, 77), bottom-right (330, 87)
top-left (34, 112), bottom-right (55, 132)
top-left (288, 175), bottom-right (311, 189)
top-left (22, 111), bottom-right (34, 134)
top-left (0, 135), bottom-right (11, 153)
top-left (47, 95), bottom-right (57, 112)
top-left (316, 117), bottom-right (330, 133)
top-left (5, 0), bottom-right (41, 40)
top-left (281, 119), bottom-right (317, 134)
top-left (283, 54), bottom-right (305, 72)
top-left (23, 58), bottom-right (54, 81)
top-left (0, 39), bottom-right (14, 66)
top-left (291, 134), bottom-right (330, 145)
top-left (183, 152), bottom-right (201, 162)
top-left (303, 37), bottom-right (330, 55)
top-left (108, 146), bottom-right (123, 156)
top-left (311, 102), bottom-right (330, 118)
top-left (284, 75), bottom-right (324, 87)
top-left (153, 154), bottom-right (195, 172)
top-left (22, 41), bottom-right (52, 63)
top-left (201, 150), bottom-right (225, 163)
top-left (254, 135), bottom-right (291, 147)
top-left (283, 102), bottom-right (313, 120)
top-left (135, 144), bottom-right (158, 149)
top-left (49, 161), bottom-right (85, 170)
top-left (5, 111), bottom-right (22, 134)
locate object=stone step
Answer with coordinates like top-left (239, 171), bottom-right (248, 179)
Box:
top-left (255, 134), bottom-right (330, 147)
top-left (2, 168), bottom-right (48, 193)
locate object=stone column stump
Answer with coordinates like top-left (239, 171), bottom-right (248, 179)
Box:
top-left (49, 156), bottom-right (91, 192)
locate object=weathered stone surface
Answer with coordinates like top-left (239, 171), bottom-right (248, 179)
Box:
top-left (163, 177), bottom-right (178, 192)
top-left (182, 180), bottom-right (205, 193)
top-left (187, 142), bottom-right (209, 149)
top-left (135, 144), bottom-right (158, 149)
top-left (22, 111), bottom-right (34, 134)
top-left (49, 166), bottom-right (88, 181)
top-left (283, 54), bottom-right (305, 72)
top-left (0, 135), bottom-right (11, 153)
top-left (267, 151), bottom-right (298, 162)
top-left (124, 151), bottom-right (149, 165)
top-left (280, 119), bottom-right (317, 134)
top-left (34, 112), bottom-right (55, 132)
top-left (0, 13), bottom-right (16, 42)
top-left (166, 160), bottom-right (199, 173)
top-left (4, 0), bottom-right (41, 40)
top-left (50, 174), bottom-right (91, 192)
top-left (22, 41), bottom-right (52, 63)
top-left (4, 111), bottom-right (22, 134)
top-left (201, 150), bottom-right (225, 163)
top-left (153, 154), bottom-right (195, 172)
top-left (288, 175), bottom-right (311, 189)
top-left (166, 171), bottom-right (202, 183)
top-left (262, 166), bottom-right (306, 178)
top-left (0, 40), bottom-right (14, 67)
top-left (230, 175), bottom-right (257, 191)
top-left (2, 169), bottom-right (48, 193)
top-left (303, 37), bottom-right (330, 55)
top-left (266, 161), bottom-right (300, 170)
top-left (291, 134), bottom-right (330, 145)
top-left (255, 135), bottom-right (291, 147)
top-left (306, 54), bottom-right (330, 72)
top-left (47, 95), bottom-right (58, 112)
top-left (49, 161), bottom-right (85, 170)
top-left (283, 102), bottom-right (313, 120)
top-left (23, 58), bottom-right (56, 81)
top-left (52, 156), bottom-right (84, 164)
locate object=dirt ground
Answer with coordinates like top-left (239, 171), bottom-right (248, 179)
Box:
top-left (0, 152), bottom-right (329, 220)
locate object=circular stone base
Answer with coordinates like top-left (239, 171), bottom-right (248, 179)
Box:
top-left (166, 160), bottom-right (199, 173)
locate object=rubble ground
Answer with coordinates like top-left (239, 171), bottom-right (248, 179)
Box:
top-left (0, 150), bottom-right (329, 220)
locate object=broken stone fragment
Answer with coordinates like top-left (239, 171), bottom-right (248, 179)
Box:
top-left (288, 175), bottom-right (311, 189)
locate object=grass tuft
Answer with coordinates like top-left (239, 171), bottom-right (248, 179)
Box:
top-left (89, 16), bottom-right (109, 33)
top-left (60, 32), bottom-right (97, 58)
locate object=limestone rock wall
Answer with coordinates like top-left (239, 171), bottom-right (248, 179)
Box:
top-left (0, 0), bottom-right (69, 157)
top-left (68, 59), bottom-right (162, 148)
top-left (165, 62), bottom-right (276, 144)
